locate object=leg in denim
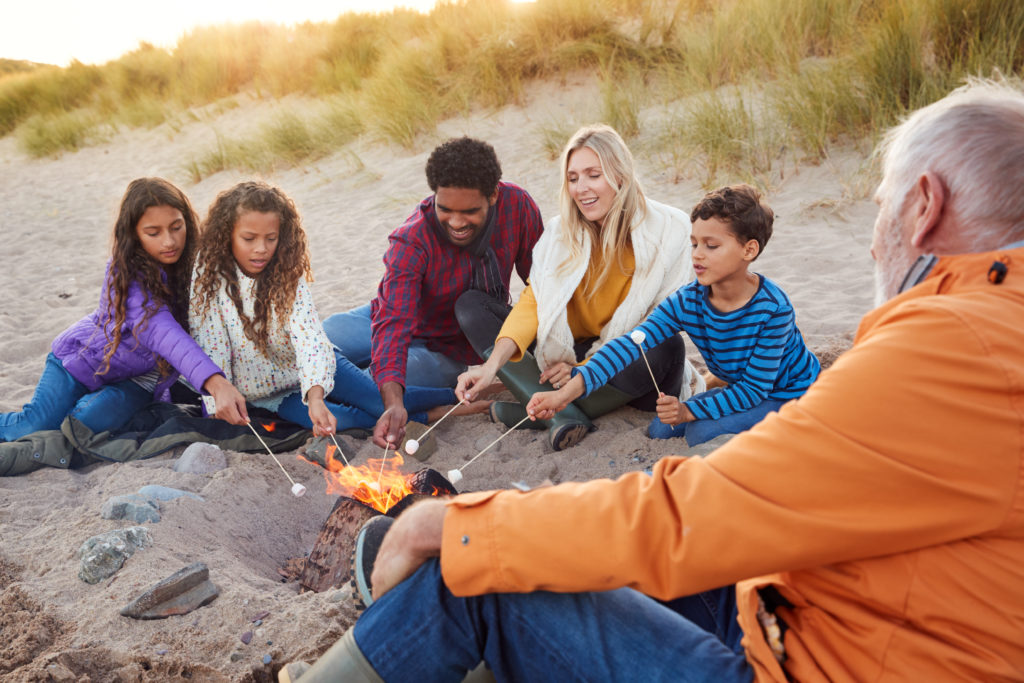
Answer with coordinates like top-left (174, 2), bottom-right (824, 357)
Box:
top-left (69, 379), bottom-right (153, 434)
top-left (0, 353), bottom-right (89, 441)
top-left (354, 560), bottom-right (752, 683)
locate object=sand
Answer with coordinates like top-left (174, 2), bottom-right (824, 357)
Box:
top-left (0, 74), bottom-right (877, 681)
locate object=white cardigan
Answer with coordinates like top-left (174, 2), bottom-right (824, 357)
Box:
top-left (529, 198), bottom-right (700, 396)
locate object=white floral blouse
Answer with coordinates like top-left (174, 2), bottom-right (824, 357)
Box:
top-left (189, 265), bottom-right (335, 413)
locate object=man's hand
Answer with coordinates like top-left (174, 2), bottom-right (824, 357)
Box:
top-left (374, 382), bottom-right (407, 448)
top-left (655, 394), bottom-right (696, 426)
top-left (203, 374), bottom-right (249, 425)
top-left (305, 386), bottom-right (337, 436)
top-left (526, 374), bottom-right (585, 420)
top-left (371, 498), bottom-right (446, 600)
top-left (538, 361), bottom-right (573, 390)
top-left (456, 365), bottom-right (497, 403)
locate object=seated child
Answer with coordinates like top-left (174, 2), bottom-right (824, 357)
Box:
top-left (528, 184), bottom-right (820, 446)
top-left (188, 181), bottom-right (482, 436)
top-left (0, 177), bottom-right (247, 447)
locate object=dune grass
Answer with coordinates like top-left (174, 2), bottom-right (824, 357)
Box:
top-left (2, 0), bottom-right (1022, 184)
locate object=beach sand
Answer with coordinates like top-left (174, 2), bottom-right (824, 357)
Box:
top-left (0, 76), bottom-right (877, 681)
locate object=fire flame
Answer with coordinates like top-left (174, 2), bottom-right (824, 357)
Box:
top-left (261, 421), bottom-right (277, 432)
top-left (300, 444), bottom-right (415, 513)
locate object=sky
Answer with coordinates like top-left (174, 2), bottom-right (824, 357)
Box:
top-left (2, 0), bottom-right (444, 66)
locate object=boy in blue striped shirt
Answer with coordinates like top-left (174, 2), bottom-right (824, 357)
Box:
top-left (528, 185), bottom-right (820, 446)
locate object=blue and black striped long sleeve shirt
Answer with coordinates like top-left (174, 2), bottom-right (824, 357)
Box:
top-left (576, 275), bottom-right (820, 420)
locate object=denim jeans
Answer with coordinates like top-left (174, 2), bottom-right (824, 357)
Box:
top-left (322, 304), bottom-right (467, 388)
top-left (353, 560), bottom-right (752, 683)
top-left (275, 351), bottom-right (458, 430)
top-left (0, 352), bottom-right (152, 442)
top-left (648, 387), bottom-right (786, 446)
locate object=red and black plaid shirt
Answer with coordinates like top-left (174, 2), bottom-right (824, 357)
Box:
top-left (370, 182), bottom-right (543, 388)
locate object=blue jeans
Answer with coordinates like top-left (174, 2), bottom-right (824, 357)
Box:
top-left (275, 352), bottom-right (457, 430)
top-left (0, 353), bottom-right (152, 442)
top-left (649, 388), bottom-right (786, 446)
top-left (353, 560), bottom-right (752, 682)
top-left (322, 304), bottom-right (467, 388)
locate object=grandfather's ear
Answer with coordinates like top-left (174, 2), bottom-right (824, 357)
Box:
top-left (910, 171), bottom-right (946, 249)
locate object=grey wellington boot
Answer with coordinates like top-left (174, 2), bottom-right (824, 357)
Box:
top-left (491, 349), bottom-right (593, 451)
top-left (293, 628), bottom-right (384, 683)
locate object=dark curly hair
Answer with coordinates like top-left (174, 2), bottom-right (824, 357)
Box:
top-left (690, 184), bottom-right (774, 259)
top-left (100, 177), bottom-right (199, 379)
top-left (192, 181), bottom-right (312, 356)
top-left (425, 137), bottom-right (502, 196)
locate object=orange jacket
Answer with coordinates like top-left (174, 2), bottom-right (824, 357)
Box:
top-left (441, 247), bottom-right (1024, 682)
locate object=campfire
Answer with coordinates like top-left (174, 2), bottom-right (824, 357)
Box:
top-left (292, 445), bottom-right (458, 594)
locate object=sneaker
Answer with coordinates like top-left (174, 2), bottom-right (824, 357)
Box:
top-left (351, 515), bottom-right (394, 609)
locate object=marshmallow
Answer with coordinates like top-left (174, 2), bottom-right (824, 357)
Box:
top-left (447, 469), bottom-right (463, 485)
top-left (405, 438), bottom-right (420, 455)
top-left (630, 330), bottom-right (646, 345)
top-left (290, 482), bottom-right (307, 497)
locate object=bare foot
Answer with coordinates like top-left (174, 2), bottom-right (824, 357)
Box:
top-left (426, 400), bottom-right (493, 422)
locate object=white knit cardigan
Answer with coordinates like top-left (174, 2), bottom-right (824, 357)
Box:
top-left (529, 197), bottom-right (701, 397)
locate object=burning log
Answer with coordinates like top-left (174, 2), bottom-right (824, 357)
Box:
top-left (297, 465), bottom-right (457, 594)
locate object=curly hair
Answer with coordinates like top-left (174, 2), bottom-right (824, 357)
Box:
top-left (425, 137), bottom-right (502, 196)
top-left (192, 181), bottom-right (312, 356)
top-left (100, 177), bottom-right (200, 378)
top-left (690, 184), bottom-right (774, 259)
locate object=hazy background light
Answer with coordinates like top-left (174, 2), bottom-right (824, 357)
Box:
top-left (2, 0), bottom-right (445, 67)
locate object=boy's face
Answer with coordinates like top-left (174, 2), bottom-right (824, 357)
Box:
top-left (690, 217), bottom-right (759, 287)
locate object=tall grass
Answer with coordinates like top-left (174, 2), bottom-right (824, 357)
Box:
top-left (2, 0), bottom-right (1022, 175)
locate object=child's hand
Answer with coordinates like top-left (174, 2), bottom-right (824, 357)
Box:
top-left (655, 394), bottom-right (695, 426)
top-left (204, 374), bottom-right (249, 425)
top-left (305, 386), bottom-right (336, 436)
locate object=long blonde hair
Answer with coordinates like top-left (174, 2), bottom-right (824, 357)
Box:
top-left (557, 124), bottom-right (646, 294)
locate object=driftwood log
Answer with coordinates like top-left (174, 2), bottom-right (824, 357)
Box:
top-left (297, 468), bottom-right (457, 594)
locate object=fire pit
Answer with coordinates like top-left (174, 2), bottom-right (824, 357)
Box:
top-left (296, 445), bottom-right (457, 594)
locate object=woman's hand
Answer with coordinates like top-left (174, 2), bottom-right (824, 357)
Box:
top-left (655, 394), bottom-right (695, 426)
top-left (456, 365), bottom-right (497, 403)
top-left (526, 374), bottom-right (586, 420)
top-left (539, 361), bottom-right (574, 390)
top-left (305, 386), bottom-right (337, 436)
top-left (203, 374), bottom-right (249, 425)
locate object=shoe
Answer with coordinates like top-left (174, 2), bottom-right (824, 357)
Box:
top-left (351, 515), bottom-right (394, 609)
top-left (488, 402), bottom-right (545, 430)
top-left (548, 422), bottom-right (590, 451)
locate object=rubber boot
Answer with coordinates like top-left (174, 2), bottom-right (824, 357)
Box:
top-left (492, 349), bottom-right (592, 451)
top-left (294, 628), bottom-right (384, 683)
top-left (575, 383), bottom-right (638, 418)
top-left (489, 402), bottom-right (545, 430)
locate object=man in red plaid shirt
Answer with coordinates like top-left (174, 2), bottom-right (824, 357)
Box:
top-left (323, 137), bottom-right (543, 447)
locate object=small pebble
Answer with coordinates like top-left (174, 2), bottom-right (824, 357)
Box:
top-left (230, 652), bottom-right (244, 662)
top-left (262, 654), bottom-right (272, 665)
top-left (240, 631), bottom-right (253, 645)
top-left (266, 640), bottom-right (273, 646)
top-left (155, 649), bottom-right (168, 655)
top-left (608, 460), bottom-right (615, 466)
top-left (251, 610), bottom-right (270, 622)
top-left (254, 619), bottom-right (263, 626)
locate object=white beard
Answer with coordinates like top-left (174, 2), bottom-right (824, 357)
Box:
top-left (873, 213), bottom-right (918, 307)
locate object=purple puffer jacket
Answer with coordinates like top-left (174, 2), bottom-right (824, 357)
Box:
top-left (51, 263), bottom-right (222, 399)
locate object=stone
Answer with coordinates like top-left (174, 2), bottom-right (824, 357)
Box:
top-left (137, 485), bottom-right (203, 503)
top-left (230, 652), bottom-right (244, 662)
top-left (173, 443), bottom-right (227, 474)
top-left (240, 631), bottom-right (253, 645)
top-left (101, 494), bottom-right (161, 523)
top-left (78, 527), bottom-right (152, 584)
top-left (120, 562), bottom-right (219, 619)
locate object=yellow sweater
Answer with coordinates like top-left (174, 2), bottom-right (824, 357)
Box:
top-left (499, 246), bottom-right (635, 362)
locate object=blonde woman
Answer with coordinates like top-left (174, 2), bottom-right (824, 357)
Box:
top-left (455, 124), bottom-right (695, 450)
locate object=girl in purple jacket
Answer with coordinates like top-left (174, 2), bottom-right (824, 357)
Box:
top-left (0, 178), bottom-right (248, 443)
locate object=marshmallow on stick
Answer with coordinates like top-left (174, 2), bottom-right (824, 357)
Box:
top-left (630, 330), bottom-right (661, 395)
top-left (246, 421), bottom-right (306, 497)
top-left (448, 415), bottom-right (532, 485)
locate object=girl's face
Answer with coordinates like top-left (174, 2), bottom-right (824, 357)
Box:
top-left (690, 217), bottom-right (759, 287)
top-left (232, 210), bottom-right (280, 278)
top-left (567, 147), bottom-right (616, 227)
top-left (136, 205), bottom-right (187, 265)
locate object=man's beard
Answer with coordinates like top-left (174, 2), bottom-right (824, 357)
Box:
top-left (873, 213), bottom-right (918, 307)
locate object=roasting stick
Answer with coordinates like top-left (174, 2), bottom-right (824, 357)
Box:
top-left (630, 330), bottom-right (661, 396)
top-left (246, 421), bottom-right (306, 497)
top-left (447, 415), bottom-right (532, 485)
top-left (372, 443), bottom-right (390, 493)
top-left (404, 398), bottom-right (466, 455)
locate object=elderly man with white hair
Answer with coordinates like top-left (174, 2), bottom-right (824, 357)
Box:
top-left (293, 80), bottom-right (1024, 683)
